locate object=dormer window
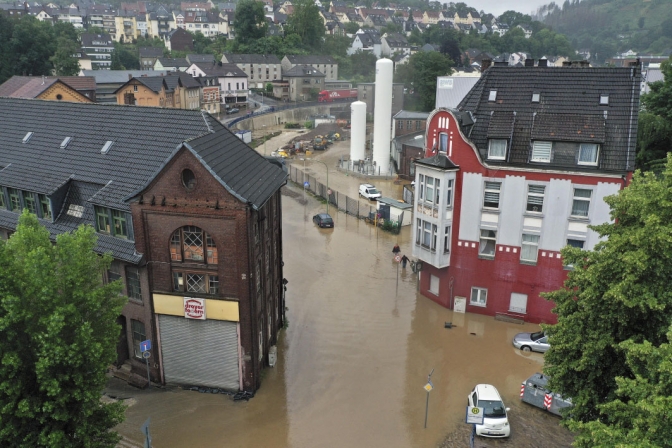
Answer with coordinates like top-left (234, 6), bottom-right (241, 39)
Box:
top-left (531, 92), bottom-right (540, 103)
top-left (487, 139), bottom-right (507, 160)
top-left (600, 94), bottom-right (609, 105)
top-left (488, 90), bottom-right (497, 101)
top-left (578, 143), bottom-right (599, 166)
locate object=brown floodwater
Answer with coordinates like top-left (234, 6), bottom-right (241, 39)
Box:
top-left (111, 175), bottom-right (562, 448)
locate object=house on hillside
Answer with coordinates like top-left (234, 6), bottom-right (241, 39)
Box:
top-left (81, 33), bottom-right (114, 70)
top-left (281, 65), bottom-right (325, 101)
top-left (410, 61), bottom-right (641, 324)
top-left (0, 98), bottom-right (287, 393)
top-left (139, 47), bottom-right (164, 70)
top-left (163, 27), bottom-right (194, 52)
top-left (282, 55), bottom-right (338, 81)
top-left (187, 62), bottom-right (248, 106)
top-left (347, 29), bottom-right (382, 57)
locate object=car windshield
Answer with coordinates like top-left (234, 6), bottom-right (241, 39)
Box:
top-left (369, 188), bottom-right (379, 194)
top-left (530, 331), bottom-right (545, 341)
top-left (478, 400), bottom-right (506, 418)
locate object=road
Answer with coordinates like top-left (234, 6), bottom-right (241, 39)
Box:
top-left (108, 137), bottom-right (573, 447)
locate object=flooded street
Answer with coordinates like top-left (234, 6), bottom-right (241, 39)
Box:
top-left (111, 150), bottom-right (573, 447)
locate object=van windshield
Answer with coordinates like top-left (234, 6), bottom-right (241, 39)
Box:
top-left (369, 188), bottom-right (379, 194)
top-left (478, 400), bottom-right (506, 418)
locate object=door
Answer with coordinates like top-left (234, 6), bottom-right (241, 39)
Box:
top-left (115, 316), bottom-right (129, 367)
top-left (159, 315), bottom-right (240, 390)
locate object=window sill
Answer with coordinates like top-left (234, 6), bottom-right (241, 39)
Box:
top-left (470, 302), bottom-right (487, 308)
top-left (478, 254), bottom-right (495, 260)
top-left (523, 212), bottom-right (544, 218)
top-left (481, 208), bottom-right (500, 214)
top-left (568, 216), bottom-right (590, 222)
top-left (508, 309), bottom-right (526, 314)
top-left (520, 260), bottom-right (537, 266)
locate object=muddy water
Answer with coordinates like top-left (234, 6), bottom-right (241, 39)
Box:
top-left (112, 181), bottom-right (555, 447)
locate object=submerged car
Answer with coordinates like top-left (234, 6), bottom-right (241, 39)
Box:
top-left (312, 213), bottom-right (334, 228)
top-left (467, 384), bottom-right (511, 438)
top-left (512, 330), bottom-right (550, 353)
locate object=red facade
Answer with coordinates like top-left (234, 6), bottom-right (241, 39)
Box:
top-left (415, 110), bottom-right (630, 324)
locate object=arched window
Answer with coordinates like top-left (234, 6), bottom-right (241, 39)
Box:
top-left (170, 226), bottom-right (218, 264)
top-left (170, 226), bottom-right (219, 296)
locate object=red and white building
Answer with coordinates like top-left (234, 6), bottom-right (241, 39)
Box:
top-left (411, 61), bottom-right (641, 324)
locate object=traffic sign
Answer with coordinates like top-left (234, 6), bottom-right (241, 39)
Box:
top-left (465, 406), bottom-right (484, 424)
top-left (394, 255), bottom-right (402, 263)
top-left (142, 351), bottom-right (151, 359)
top-left (424, 382), bottom-right (433, 392)
top-left (303, 181), bottom-right (309, 188)
top-left (140, 339), bottom-right (151, 352)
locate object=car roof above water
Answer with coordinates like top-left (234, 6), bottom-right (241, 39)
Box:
top-left (475, 384), bottom-right (502, 401)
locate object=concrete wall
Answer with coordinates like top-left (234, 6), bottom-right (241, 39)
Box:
top-left (230, 105), bottom-right (333, 131)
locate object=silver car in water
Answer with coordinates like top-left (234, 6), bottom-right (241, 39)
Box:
top-left (512, 330), bottom-right (550, 353)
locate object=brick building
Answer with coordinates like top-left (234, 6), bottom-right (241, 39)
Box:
top-left (0, 98), bottom-right (287, 392)
top-left (411, 63), bottom-right (641, 324)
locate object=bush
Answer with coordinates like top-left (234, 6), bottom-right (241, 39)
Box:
top-left (284, 122), bottom-right (300, 129)
top-left (304, 121), bottom-right (314, 129)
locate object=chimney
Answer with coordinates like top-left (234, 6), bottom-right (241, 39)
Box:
top-left (525, 58), bottom-right (535, 67)
top-left (480, 58), bottom-right (491, 72)
top-left (538, 58), bottom-right (548, 67)
top-left (128, 73), bottom-right (133, 80)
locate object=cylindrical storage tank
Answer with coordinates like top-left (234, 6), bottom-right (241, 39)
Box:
top-left (350, 101), bottom-right (366, 162)
top-left (373, 58), bottom-right (393, 175)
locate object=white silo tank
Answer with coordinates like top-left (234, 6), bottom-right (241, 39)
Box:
top-left (350, 101), bottom-right (366, 162)
top-left (373, 58), bottom-right (393, 174)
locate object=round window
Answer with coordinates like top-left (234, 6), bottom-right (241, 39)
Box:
top-left (56, 94), bottom-right (63, 100)
top-left (181, 169), bottom-right (196, 190)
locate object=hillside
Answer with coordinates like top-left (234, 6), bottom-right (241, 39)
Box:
top-left (540, 0), bottom-right (672, 62)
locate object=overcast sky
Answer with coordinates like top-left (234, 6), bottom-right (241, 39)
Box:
top-left (458, 0), bottom-right (550, 17)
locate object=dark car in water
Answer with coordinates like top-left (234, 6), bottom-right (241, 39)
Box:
top-left (312, 213), bottom-right (334, 228)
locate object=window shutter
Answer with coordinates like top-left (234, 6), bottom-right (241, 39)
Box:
top-left (531, 141), bottom-right (552, 162)
top-left (509, 293), bottom-right (527, 314)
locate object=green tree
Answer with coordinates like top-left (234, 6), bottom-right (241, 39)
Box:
top-left (0, 212), bottom-right (126, 447)
top-left (285, 0), bottom-right (323, 51)
top-left (7, 16), bottom-right (55, 78)
top-left (395, 51), bottom-right (452, 111)
top-left (637, 57), bottom-right (672, 170)
top-left (344, 22), bottom-right (360, 34)
top-left (0, 15), bottom-right (16, 83)
top-left (234, 0), bottom-right (267, 45)
top-left (191, 31), bottom-right (212, 54)
top-left (265, 82), bottom-right (273, 92)
top-left (50, 36), bottom-right (80, 76)
top-left (568, 326), bottom-right (672, 447)
top-left (543, 155), bottom-right (672, 426)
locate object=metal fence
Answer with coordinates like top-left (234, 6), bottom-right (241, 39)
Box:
top-left (337, 157), bottom-right (395, 178)
top-left (288, 165), bottom-right (402, 233)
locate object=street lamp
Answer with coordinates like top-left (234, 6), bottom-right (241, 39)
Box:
top-left (262, 124), bottom-right (267, 156)
top-left (304, 158), bottom-right (329, 215)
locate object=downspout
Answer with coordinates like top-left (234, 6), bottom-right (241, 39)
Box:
top-left (245, 202), bottom-right (257, 391)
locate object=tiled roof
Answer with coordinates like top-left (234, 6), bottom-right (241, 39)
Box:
top-left (457, 65), bottom-right (641, 173)
top-left (192, 62), bottom-right (246, 77)
top-left (186, 54), bottom-right (215, 64)
top-left (157, 57), bottom-right (190, 67)
top-left (416, 154), bottom-right (459, 169)
top-left (81, 70), bottom-right (169, 84)
top-left (46, 76), bottom-right (96, 91)
top-left (223, 54), bottom-right (282, 64)
top-left (0, 76), bottom-right (57, 98)
top-left (0, 98), bottom-right (285, 261)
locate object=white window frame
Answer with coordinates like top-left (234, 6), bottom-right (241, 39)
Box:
top-left (431, 224), bottom-right (438, 251)
top-left (509, 293), bottom-right (527, 314)
top-left (571, 188), bottom-right (592, 218)
top-left (446, 179), bottom-right (454, 207)
top-left (439, 132), bottom-right (448, 152)
top-left (531, 141), bottom-right (552, 163)
top-left (578, 143), bottom-right (599, 166)
top-left (483, 181), bottom-right (501, 209)
top-left (526, 185), bottom-right (545, 213)
top-left (425, 177), bottom-right (434, 204)
top-left (470, 287), bottom-right (487, 307)
top-left (487, 139), bottom-right (507, 160)
top-left (444, 225), bottom-right (451, 253)
top-left (520, 233), bottom-right (540, 263)
top-left (418, 174), bottom-right (424, 200)
top-left (567, 239), bottom-right (585, 249)
top-left (479, 229), bottom-right (497, 257)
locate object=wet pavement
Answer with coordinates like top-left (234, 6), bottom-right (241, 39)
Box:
top-left (110, 139), bottom-right (573, 447)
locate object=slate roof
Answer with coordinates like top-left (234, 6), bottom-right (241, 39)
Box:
top-left (394, 110), bottom-right (430, 120)
top-left (223, 54), bottom-right (282, 64)
top-left (193, 62), bottom-right (247, 77)
top-left (81, 70), bottom-right (169, 84)
top-left (457, 65), bottom-right (641, 173)
top-left (435, 76), bottom-right (480, 109)
top-left (0, 98), bottom-right (286, 262)
top-left (383, 32), bottom-right (408, 47)
top-left (415, 154), bottom-right (459, 170)
top-left (283, 65), bottom-right (325, 77)
top-left (186, 54), bottom-right (215, 64)
top-left (0, 76), bottom-right (58, 98)
top-left (157, 57), bottom-right (190, 68)
top-left (285, 55), bottom-right (336, 65)
top-left (139, 46), bottom-right (164, 58)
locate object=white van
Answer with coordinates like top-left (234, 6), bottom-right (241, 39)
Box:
top-left (467, 384), bottom-right (511, 438)
top-left (359, 184), bottom-right (381, 200)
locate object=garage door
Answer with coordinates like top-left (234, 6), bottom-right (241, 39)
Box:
top-left (158, 315), bottom-right (239, 390)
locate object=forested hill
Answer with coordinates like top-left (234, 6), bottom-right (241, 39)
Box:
top-left (540, 0), bottom-right (672, 62)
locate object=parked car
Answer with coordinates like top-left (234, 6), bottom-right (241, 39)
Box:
top-left (512, 330), bottom-right (550, 353)
top-left (467, 384), bottom-right (511, 438)
top-left (312, 213), bottom-right (334, 228)
top-left (226, 108), bottom-right (239, 115)
top-left (359, 184), bottom-right (381, 200)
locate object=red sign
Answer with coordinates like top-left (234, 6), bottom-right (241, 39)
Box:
top-left (184, 298), bottom-right (206, 320)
